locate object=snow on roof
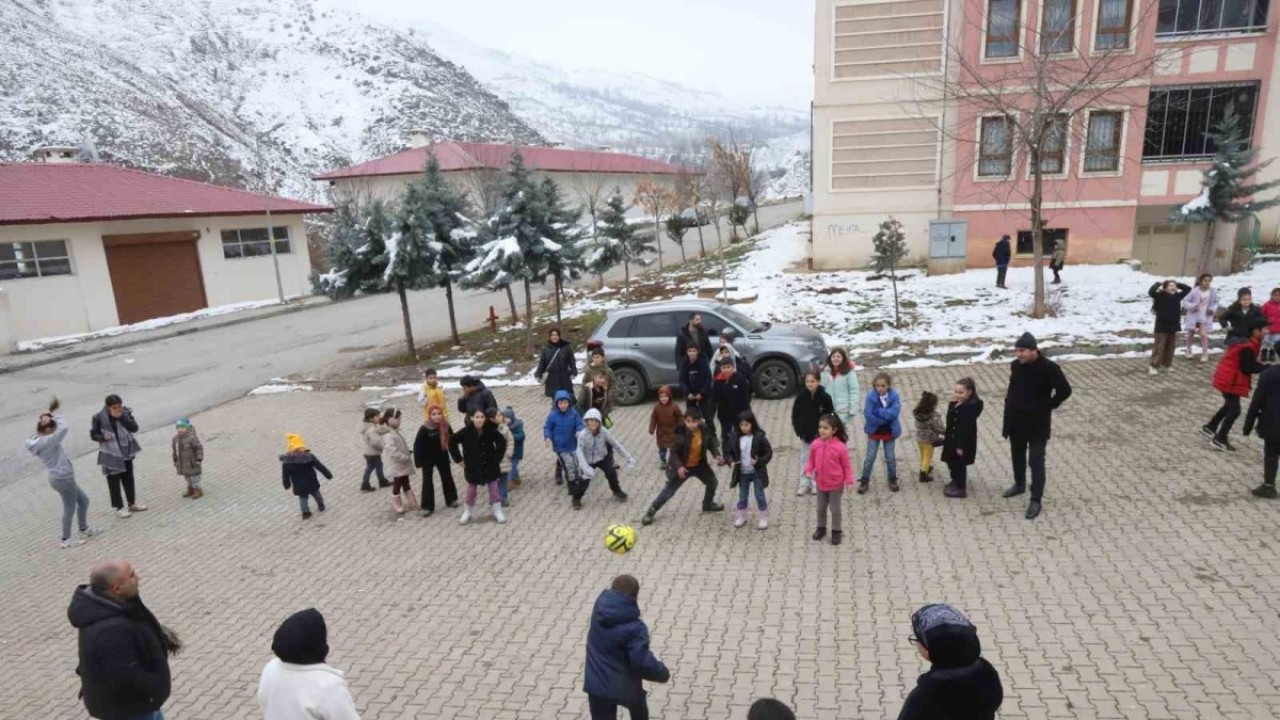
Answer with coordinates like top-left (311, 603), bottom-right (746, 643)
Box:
top-left (313, 141), bottom-right (695, 181)
top-left (0, 163), bottom-right (332, 226)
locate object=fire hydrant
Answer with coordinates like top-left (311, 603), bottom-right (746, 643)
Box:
top-left (488, 305), bottom-right (499, 333)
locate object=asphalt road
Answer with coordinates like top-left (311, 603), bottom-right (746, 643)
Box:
top-left (0, 200), bottom-right (802, 486)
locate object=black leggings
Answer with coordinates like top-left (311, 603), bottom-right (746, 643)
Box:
top-left (420, 454), bottom-right (458, 512)
top-left (1208, 393), bottom-right (1242, 443)
top-left (105, 460), bottom-right (136, 510)
top-left (947, 460), bottom-right (968, 489)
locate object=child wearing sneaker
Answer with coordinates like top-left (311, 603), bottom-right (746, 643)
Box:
top-left (649, 386), bottom-right (683, 469)
top-left (544, 389), bottom-right (586, 490)
top-left (280, 434), bottom-right (332, 520)
top-left (360, 407), bottom-right (389, 492)
top-left (450, 408), bottom-right (508, 525)
top-left (382, 408), bottom-right (419, 514)
top-left (27, 397), bottom-right (99, 548)
top-left (500, 407), bottom-right (526, 489)
top-left (791, 371), bottom-right (835, 496)
top-left (941, 378), bottom-right (984, 499)
top-left (172, 418), bottom-right (204, 499)
top-left (573, 408), bottom-right (636, 509)
top-left (805, 414), bottom-right (853, 545)
top-left (912, 392), bottom-right (945, 484)
top-left (859, 372), bottom-right (903, 494)
top-left (724, 410), bottom-right (773, 530)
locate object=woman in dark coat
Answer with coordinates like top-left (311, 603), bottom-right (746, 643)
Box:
top-left (449, 408), bottom-right (508, 525)
top-left (898, 603), bottom-right (1003, 720)
top-left (941, 378), bottom-right (984, 499)
top-left (534, 328), bottom-right (577, 399)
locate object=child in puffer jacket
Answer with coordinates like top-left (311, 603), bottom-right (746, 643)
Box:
top-left (859, 372), bottom-right (903, 494)
top-left (544, 389), bottom-right (585, 490)
top-left (804, 414), bottom-right (853, 546)
top-left (382, 408), bottom-right (419, 514)
top-left (172, 418), bottom-right (204, 499)
top-left (360, 407), bottom-right (389, 492)
top-left (280, 434), bottom-right (332, 520)
top-left (912, 392), bottom-right (945, 484)
top-left (573, 408), bottom-right (636, 509)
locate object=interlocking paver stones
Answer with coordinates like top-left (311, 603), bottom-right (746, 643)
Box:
top-left (3, 357), bottom-right (1279, 719)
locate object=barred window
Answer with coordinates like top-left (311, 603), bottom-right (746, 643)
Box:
top-left (1157, 0), bottom-right (1268, 35)
top-left (979, 116), bottom-right (1014, 177)
top-left (1084, 111), bottom-right (1123, 172)
top-left (220, 226), bottom-right (291, 259)
top-left (1143, 83), bottom-right (1258, 161)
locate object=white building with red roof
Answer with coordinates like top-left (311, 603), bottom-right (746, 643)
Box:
top-left (314, 134), bottom-right (694, 220)
top-left (0, 161), bottom-right (330, 348)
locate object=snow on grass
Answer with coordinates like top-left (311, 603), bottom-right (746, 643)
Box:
top-left (17, 298), bottom-right (297, 352)
top-left (248, 383), bottom-right (314, 396)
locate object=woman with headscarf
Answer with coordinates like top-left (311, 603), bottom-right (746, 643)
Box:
top-left (898, 603), bottom-right (1003, 720)
top-left (534, 328), bottom-right (577, 399)
top-left (257, 608), bottom-right (361, 720)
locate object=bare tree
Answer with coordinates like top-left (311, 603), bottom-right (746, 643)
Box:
top-left (911, 1), bottom-right (1161, 317)
top-left (566, 168), bottom-right (612, 288)
top-left (672, 167), bottom-right (706, 257)
top-left (709, 134), bottom-right (759, 240)
top-left (701, 170), bottom-right (725, 251)
top-left (634, 176), bottom-right (670, 270)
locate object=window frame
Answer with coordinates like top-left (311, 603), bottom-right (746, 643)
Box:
top-left (1015, 228), bottom-right (1068, 256)
top-left (1155, 0), bottom-right (1269, 37)
top-left (984, 0), bottom-right (1024, 60)
top-left (977, 115), bottom-right (1016, 179)
top-left (0, 239), bottom-right (74, 280)
top-left (1033, 113), bottom-right (1071, 176)
top-left (1142, 82), bottom-right (1260, 163)
top-left (1082, 109), bottom-right (1125, 174)
top-left (1039, 0), bottom-right (1077, 54)
top-left (1093, 0), bottom-right (1135, 50)
top-left (220, 226), bottom-right (291, 260)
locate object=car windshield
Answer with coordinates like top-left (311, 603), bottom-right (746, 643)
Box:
top-left (715, 305), bottom-right (768, 333)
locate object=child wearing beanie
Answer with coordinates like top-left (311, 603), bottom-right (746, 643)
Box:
top-left (279, 434), bottom-right (332, 520)
top-left (172, 418), bottom-right (204, 499)
top-left (257, 608), bottom-right (362, 720)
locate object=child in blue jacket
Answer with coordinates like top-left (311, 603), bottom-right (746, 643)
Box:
top-left (500, 407), bottom-right (526, 489)
top-left (583, 575), bottom-right (670, 720)
top-left (544, 389), bottom-right (585, 490)
top-left (858, 372), bottom-right (902, 495)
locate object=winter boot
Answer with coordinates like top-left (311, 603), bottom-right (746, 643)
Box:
top-left (182, 479), bottom-right (193, 498)
top-left (757, 509), bottom-right (769, 530)
top-left (192, 486), bottom-right (204, 499)
top-left (733, 508), bottom-right (747, 528)
top-left (641, 507), bottom-right (657, 526)
top-left (391, 493), bottom-right (405, 514)
top-left (404, 488), bottom-right (421, 513)
top-left (918, 470), bottom-right (931, 483)
top-left (812, 527), bottom-right (827, 541)
top-left (492, 502), bottom-right (507, 524)
top-left (378, 478), bottom-right (391, 489)
top-left (888, 477), bottom-right (901, 492)
top-left (1252, 483), bottom-right (1278, 499)
top-left (459, 504), bottom-right (473, 525)
top-left (831, 530), bottom-right (843, 546)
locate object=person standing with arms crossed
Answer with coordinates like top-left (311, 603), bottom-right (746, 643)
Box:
top-left (1001, 333), bottom-right (1072, 520)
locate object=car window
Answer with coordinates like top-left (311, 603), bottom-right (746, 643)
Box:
top-left (700, 314), bottom-right (732, 337)
top-left (715, 306), bottom-right (761, 332)
top-left (632, 312), bottom-right (677, 337)
top-left (606, 316), bottom-right (635, 339)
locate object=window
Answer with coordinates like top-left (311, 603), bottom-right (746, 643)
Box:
top-left (699, 314), bottom-right (731, 338)
top-left (632, 312), bottom-right (677, 338)
top-left (0, 240), bottom-right (72, 280)
top-left (1084, 111), bottom-right (1123, 172)
top-left (986, 0), bottom-right (1022, 57)
top-left (1096, 0), bottom-right (1134, 48)
top-left (1015, 228), bottom-right (1067, 255)
top-left (978, 116), bottom-right (1014, 177)
top-left (1038, 114), bottom-right (1070, 174)
top-left (1041, 0), bottom-right (1075, 53)
top-left (1143, 83), bottom-right (1258, 161)
top-left (606, 317), bottom-right (635, 339)
top-left (1157, 0), bottom-right (1268, 35)
top-left (220, 226), bottom-right (291, 259)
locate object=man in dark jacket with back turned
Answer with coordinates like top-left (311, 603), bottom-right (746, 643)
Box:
top-left (584, 575), bottom-right (670, 720)
top-left (1002, 333), bottom-right (1072, 520)
top-left (68, 560), bottom-right (178, 720)
top-left (1244, 364), bottom-right (1280, 498)
top-left (992, 235), bottom-right (1012, 289)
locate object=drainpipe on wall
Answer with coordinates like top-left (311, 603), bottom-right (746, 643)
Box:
top-left (934, 0), bottom-right (951, 222)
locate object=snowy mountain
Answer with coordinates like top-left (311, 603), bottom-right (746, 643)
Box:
top-left (0, 0), bottom-right (542, 200)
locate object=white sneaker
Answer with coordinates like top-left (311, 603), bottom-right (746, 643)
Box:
top-left (128, 503), bottom-right (148, 512)
top-left (1149, 367), bottom-right (1159, 376)
top-left (1200, 354), bottom-right (1208, 364)
top-left (459, 505), bottom-right (473, 525)
top-left (60, 537), bottom-right (86, 549)
top-left (808, 485), bottom-right (817, 495)
top-left (492, 502), bottom-right (507, 525)
top-left (796, 486), bottom-right (806, 496)
top-left (78, 527), bottom-right (101, 538)
top-left (116, 508), bottom-right (132, 518)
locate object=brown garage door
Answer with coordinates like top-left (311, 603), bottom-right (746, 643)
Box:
top-left (103, 231), bottom-right (208, 325)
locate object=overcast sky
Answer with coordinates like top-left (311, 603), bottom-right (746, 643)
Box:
top-left (349, 0), bottom-right (813, 110)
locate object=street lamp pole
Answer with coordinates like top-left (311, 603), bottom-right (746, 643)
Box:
top-left (256, 123), bottom-right (287, 304)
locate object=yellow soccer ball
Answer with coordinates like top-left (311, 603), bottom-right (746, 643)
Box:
top-left (605, 524), bottom-right (637, 555)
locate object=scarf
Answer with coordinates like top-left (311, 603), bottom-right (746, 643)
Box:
top-left (95, 407), bottom-right (141, 476)
top-left (427, 405), bottom-right (450, 451)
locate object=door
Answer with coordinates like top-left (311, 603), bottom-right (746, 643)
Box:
top-left (929, 221), bottom-right (968, 258)
top-left (1134, 224), bottom-right (1191, 277)
top-left (103, 231), bottom-right (207, 325)
top-left (630, 311), bottom-right (681, 386)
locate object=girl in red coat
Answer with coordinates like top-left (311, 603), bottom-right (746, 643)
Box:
top-left (804, 414), bottom-right (853, 546)
top-left (1203, 317), bottom-right (1269, 452)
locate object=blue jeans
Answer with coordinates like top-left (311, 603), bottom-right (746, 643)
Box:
top-left (498, 472), bottom-right (510, 503)
top-left (298, 491), bottom-right (325, 513)
top-left (860, 438), bottom-right (897, 482)
top-left (49, 475), bottom-right (89, 540)
top-left (736, 471), bottom-right (767, 510)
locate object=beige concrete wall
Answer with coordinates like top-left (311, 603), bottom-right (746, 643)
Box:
top-left (0, 214), bottom-right (313, 342)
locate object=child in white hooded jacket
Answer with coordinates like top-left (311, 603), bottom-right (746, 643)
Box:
top-left (257, 608), bottom-right (361, 720)
top-left (572, 408), bottom-right (636, 509)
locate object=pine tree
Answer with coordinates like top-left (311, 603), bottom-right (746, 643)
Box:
top-left (595, 188), bottom-right (655, 305)
top-left (871, 216), bottom-right (908, 328)
top-left (536, 177), bottom-right (585, 325)
top-left (1171, 108), bottom-right (1280, 273)
top-left (400, 152), bottom-right (478, 346)
top-left (728, 197), bottom-right (752, 242)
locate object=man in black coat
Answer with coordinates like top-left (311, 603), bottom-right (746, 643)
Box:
top-left (674, 313), bottom-right (714, 366)
top-left (992, 235), bottom-right (1012, 289)
top-left (457, 376), bottom-right (499, 417)
top-left (1001, 333), bottom-right (1072, 520)
top-left (1244, 364), bottom-right (1280, 498)
top-left (67, 560), bottom-right (178, 720)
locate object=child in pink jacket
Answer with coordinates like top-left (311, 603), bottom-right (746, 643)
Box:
top-left (1263, 287), bottom-right (1280, 361)
top-left (804, 414), bottom-right (854, 546)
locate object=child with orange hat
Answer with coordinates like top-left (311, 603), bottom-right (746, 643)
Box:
top-left (280, 433), bottom-right (333, 520)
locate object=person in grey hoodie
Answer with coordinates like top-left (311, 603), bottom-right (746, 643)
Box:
top-left (573, 408), bottom-right (636, 509)
top-left (27, 397), bottom-right (98, 549)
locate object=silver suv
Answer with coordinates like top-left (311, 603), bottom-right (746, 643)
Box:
top-left (586, 300), bottom-right (828, 405)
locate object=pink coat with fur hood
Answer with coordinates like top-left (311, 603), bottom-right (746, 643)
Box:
top-left (804, 436), bottom-right (853, 492)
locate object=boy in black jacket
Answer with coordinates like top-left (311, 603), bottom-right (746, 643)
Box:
top-left (679, 345), bottom-right (715, 435)
top-left (641, 410), bottom-right (724, 525)
top-left (712, 357), bottom-right (753, 447)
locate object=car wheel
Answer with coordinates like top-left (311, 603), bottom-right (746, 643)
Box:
top-left (754, 359), bottom-right (796, 399)
top-left (613, 367), bottom-right (648, 406)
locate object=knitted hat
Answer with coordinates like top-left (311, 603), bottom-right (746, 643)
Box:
top-left (285, 433), bottom-right (307, 453)
top-left (583, 408), bottom-right (603, 423)
top-left (271, 608), bottom-right (328, 665)
top-left (175, 418), bottom-right (192, 430)
top-left (1014, 332), bottom-right (1038, 350)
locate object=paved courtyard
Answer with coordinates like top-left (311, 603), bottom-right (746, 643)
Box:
top-left (3, 357), bottom-right (1278, 720)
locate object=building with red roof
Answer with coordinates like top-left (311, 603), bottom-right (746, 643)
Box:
top-left (0, 160), bottom-right (331, 350)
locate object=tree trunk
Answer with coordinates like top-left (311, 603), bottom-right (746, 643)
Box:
top-left (750, 199), bottom-right (761, 237)
top-left (890, 268), bottom-right (900, 328)
top-left (712, 208), bottom-right (724, 250)
top-left (444, 278), bottom-right (460, 346)
top-left (523, 279), bottom-right (535, 356)
top-left (505, 284), bottom-right (519, 323)
top-left (397, 281), bottom-right (416, 359)
top-left (695, 218), bottom-right (706, 258)
top-left (1197, 219), bottom-right (1218, 275)
top-left (596, 273), bottom-right (605, 291)
top-left (653, 218), bottom-right (664, 270)
top-left (1030, 147), bottom-right (1046, 319)
top-left (623, 261), bottom-right (632, 306)
top-left (676, 239), bottom-right (687, 264)
top-left (554, 273), bottom-right (564, 326)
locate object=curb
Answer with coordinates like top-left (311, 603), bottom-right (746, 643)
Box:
top-left (0, 300), bottom-right (326, 375)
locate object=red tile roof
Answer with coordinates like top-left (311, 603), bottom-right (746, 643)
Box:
top-left (0, 163), bottom-right (332, 226)
top-left (313, 141), bottom-right (691, 181)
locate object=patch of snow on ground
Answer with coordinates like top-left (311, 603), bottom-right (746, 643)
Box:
top-left (17, 299), bottom-right (294, 351)
top-left (248, 384), bottom-right (314, 396)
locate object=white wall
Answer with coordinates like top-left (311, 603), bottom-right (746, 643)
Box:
top-left (0, 214), bottom-right (314, 342)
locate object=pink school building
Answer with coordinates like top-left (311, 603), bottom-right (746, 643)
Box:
top-left (813, 0), bottom-right (1280, 276)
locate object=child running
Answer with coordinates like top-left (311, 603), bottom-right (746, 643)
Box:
top-left (1203, 316), bottom-right (1270, 451)
top-left (912, 392), bottom-right (945, 483)
top-left (649, 386), bottom-right (684, 470)
top-left (941, 378), bottom-right (984, 499)
top-left (573, 408), bottom-right (636, 509)
top-left (544, 389), bottom-right (586, 490)
top-left (859, 372), bottom-right (903, 494)
top-left (451, 408), bottom-right (508, 525)
top-left (280, 434), bottom-right (332, 520)
top-left (382, 408), bottom-right (419, 514)
top-left (725, 410), bottom-right (773, 530)
top-left (360, 407), bottom-right (389, 492)
top-left (805, 414), bottom-right (853, 546)
top-left (413, 404), bottom-right (459, 517)
top-left (791, 371), bottom-right (834, 496)
top-left (172, 419), bottom-right (204, 499)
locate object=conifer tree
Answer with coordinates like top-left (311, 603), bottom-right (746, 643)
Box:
top-left (595, 188), bottom-right (655, 305)
top-left (400, 153), bottom-right (478, 346)
top-left (871, 216), bottom-right (908, 328)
